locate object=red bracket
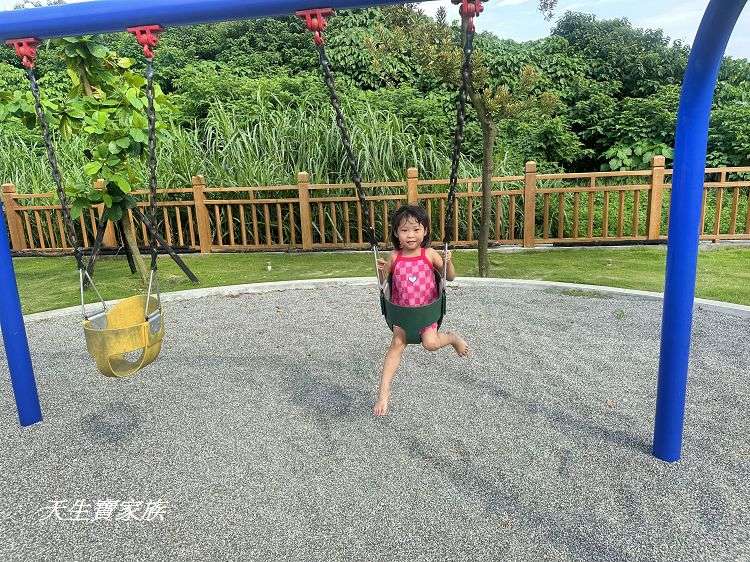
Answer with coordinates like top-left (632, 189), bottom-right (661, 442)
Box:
top-left (296, 8), bottom-right (334, 46)
top-left (5, 38), bottom-right (40, 69)
top-left (459, 0), bottom-right (484, 32)
top-left (127, 24), bottom-right (163, 60)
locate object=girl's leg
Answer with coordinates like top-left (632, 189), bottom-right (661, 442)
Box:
top-left (421, 328), bottom-right (469, 357)
top-left (373, 327), bottom-right (407, 416)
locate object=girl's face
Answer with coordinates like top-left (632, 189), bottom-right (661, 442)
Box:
top-left (396, 216), bottom-right (426, 250)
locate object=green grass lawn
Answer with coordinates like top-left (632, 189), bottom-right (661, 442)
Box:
top-left (13, 245), bottom-right (750, 314)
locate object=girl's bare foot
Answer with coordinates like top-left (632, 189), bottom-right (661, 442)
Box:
top-left (450, 333), bottom-right (469, 357)
top-left (373, 396), bottom-right (389, 416)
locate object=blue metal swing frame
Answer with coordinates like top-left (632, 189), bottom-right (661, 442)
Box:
top-left (0, 0), bottom-right (746, 462)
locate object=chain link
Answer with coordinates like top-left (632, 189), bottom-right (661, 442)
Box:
top-left (444, 27), bottom-right (475, 244)
top-left (145, 59), bottom-right (159, 271)
top-left (26, 67), bottom-right (84, 269)
top-left (316, 44), bottom-right (378, 248)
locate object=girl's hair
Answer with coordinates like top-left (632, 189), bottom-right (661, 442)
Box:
top-left (390, 204), bottom-right (431, 249)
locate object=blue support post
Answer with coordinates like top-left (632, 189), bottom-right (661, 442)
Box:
top-left (653, 0), bottom-right (746, 462)
top-left (0, 0), bottom-right (438, 41)
top-left (0, 201), bottom-right (42, 426)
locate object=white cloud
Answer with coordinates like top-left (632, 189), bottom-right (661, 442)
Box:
top-left (418, 0), bottom-right (453, 17)
top-left (634, 0), bottom-right (748, 51)
top-left (635, 0), bottom-right (706, 31)
top-left (556, 0), bottom-right (628, 12)
top-left (418, 0), bottom-right (530, 18)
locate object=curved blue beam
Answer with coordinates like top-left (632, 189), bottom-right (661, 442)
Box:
top-left (0, 0), bottom-right (436, 41)
top-left (653, 0), bottom-right (747, 462)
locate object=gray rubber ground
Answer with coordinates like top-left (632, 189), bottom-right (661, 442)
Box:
top-left (0, 282), bottom-right (748, 561)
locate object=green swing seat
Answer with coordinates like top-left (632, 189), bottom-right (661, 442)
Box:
top-left (379, 270), bottom-right (447, 345)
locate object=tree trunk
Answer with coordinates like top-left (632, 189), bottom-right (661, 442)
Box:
top-left (466, 86), bottom-right (497, 278)
top-left (116, 221), bottom-right (138, 274)
top-left (80, 65), bottom-right (93, 97)
top-left (119, 217), bottom-right (149, 283)
top-left (478, 117), bottom-right (496, 277)
top-left (462, 20), bottom-right (497, 278)
top-left (82, 215), bottom-right (108, 288)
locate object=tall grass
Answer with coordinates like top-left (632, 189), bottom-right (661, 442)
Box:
top-left (0, 133), bottom-right (88, 196)
top-left (0, 97), bottom-right (479, 193)
top-left (175, 98), bottom-right (480, 186)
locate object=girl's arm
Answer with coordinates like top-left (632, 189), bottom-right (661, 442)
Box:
top-left (428, 248), bottom-right (456, 281)
top-left (376, 251), bottom-right (395, 282)
top-left (428, 247), bottom-right (444, 271)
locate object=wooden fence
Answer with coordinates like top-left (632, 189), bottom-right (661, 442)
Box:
top-left (2, 156), bottom-right (750, 254)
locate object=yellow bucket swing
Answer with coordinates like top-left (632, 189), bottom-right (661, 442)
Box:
top-left (24, 29), bottom-right (165, 378)
top-left (81, 269), bottom-right (164, 378)
top-left (84, 30), bottom-right (166, 377)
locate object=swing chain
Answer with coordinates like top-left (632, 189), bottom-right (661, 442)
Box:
top-left (315, 44), bottom-right (377, 247)
top-left (444, 7), bottom-right (478, 245)
top-left (127, 25), bottom-right (163, 272)
top-left (298, 10), bottom-right (378, 248)
top-left (127, 25), bottom-right (164, 319)
top-left (10, 37), bottom-right (108, 317)
top-left (145, 58), bottom-right (159, 272)
top-left (26, 66), bottom-right (85, 269)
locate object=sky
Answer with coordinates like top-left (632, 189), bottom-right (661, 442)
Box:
top-left (0, 0), bottom-right (748, 59)
top-left (418, 0), bottom-right (750, 59)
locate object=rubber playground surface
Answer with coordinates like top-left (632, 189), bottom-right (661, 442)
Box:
top-left (0, 280), bottom-right (748, 560)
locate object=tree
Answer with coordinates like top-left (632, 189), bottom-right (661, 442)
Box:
top-left (56, 36), bottom-right (171, 282)
top-left (708, 103), bottom-right (750, 167)
top-left (598, 85), bottom-right (679, 170)
top-left (397, 1), bottom-right (566, 276)
top-left (325, 8), bottom-right (422, 90)
top-left (551, 12), bottom-right (688, 98)
top-left (538, 0), bottom-right (558, 20)
top-left (443, 2), bottom-right (562, 275)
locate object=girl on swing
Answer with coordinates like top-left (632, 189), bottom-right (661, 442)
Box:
top-left (373, 204), bottom-right (469, 416)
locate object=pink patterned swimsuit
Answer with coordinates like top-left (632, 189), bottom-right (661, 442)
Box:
top-left (391, 247), bottom-right (439, 334)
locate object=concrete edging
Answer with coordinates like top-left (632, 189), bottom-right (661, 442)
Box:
top-left (24, 277), bottom-right (750, 322)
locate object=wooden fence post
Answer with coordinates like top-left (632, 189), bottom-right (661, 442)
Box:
top-left (523, 161), bottom-right (537, 248)
top-left (713, 166), bottom-right (726, 243)
top-left (647, 155), bottom-right (666, 240)
top-left (297, 172), bottom-right (314, 251)
top-left (1, 183), bottom-right (27, 250)
top-left (407, 167), bottom-right (419, 204)
top-left (94, 179), bottom-right (118, 247)
top-left (191, 175), bottom-right (213, 253)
